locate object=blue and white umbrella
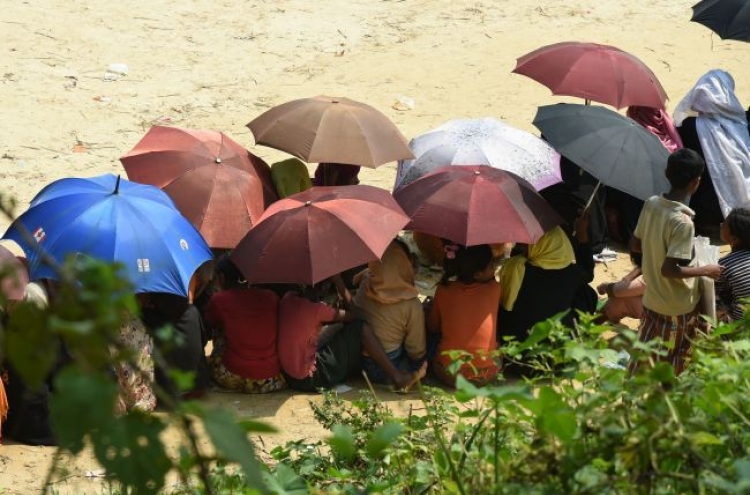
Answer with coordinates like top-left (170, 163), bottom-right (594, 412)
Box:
top-left (3, 174), bottom-right (212, 296)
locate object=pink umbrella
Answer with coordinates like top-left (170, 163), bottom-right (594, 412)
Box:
top-left (513, 41), bottom-right (668, 109)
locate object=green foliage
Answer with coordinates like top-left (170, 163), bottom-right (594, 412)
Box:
top-left (262, 313), bottom-right (750, 495)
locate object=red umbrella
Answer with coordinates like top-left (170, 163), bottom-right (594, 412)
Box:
top-left (393, 165), bottom-right (562, 246)
top-left (120, 126), bottom-right (278, 249)
top-left (0, 241), bottom-right (29, 302)
top-left (512, 41), bottom-right (668, 109)
top-left (231, 185), bottom-right (409, 285)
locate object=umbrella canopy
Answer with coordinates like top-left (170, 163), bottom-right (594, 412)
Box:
top-left (394, 117), bottom-right (561, 191)
top-left (2, 174), bottom-right (212, 297)
top-left (393, 165), bottom-right (562, 246)
top-left (692, 0), bottom-right (750, 42)
top-left (513, 41), bottom-right (668, 109)
top-left (0, 242), bottom-right (28, 302)
top-left (247, 95), bottom-right (414, 168)
top-left (231, 185), bottom-right (409, 285)
top-left (120, 126), bottom-right (275, 249)
top-left (532, 103), bottom-right (671, 201)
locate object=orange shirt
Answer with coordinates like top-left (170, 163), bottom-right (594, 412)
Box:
top-left (427, 281), bottom-right (501, 379)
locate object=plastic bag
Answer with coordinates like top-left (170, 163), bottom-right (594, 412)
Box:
top-left (694, 236), bottom-right (719, 322)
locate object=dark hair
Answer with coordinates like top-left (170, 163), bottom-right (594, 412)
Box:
top-left (442, 244), bottom-right (493, 284)
top-left (665, 149), bottom-right (705, 189)
top-left (629, 251), bottom-right (642, 267)
top-left (726, 207), bottom-right (750, 250)
top-left (216, 254), bottom-right (246, 289)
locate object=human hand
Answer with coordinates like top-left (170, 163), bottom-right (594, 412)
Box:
top-left (596, 282), bottom-right (608, 295)
top-left (574, 209), bottom-right (591, 243)
top-left (702, 264), bottom-right (723, 280)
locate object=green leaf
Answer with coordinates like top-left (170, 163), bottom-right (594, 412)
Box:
top-left (238, 419), bottom-right (278, 434)
top-left (535, 387), bottom-right (577, 444)
top-left (5, 303), bottom-right (58, 388)
top-left (366, 422), bottom-right (404, 458)
top-left (650, 362), bottom-right (676, 385)
top-left (264, 463), bottom-right (308, 495)
top-left (49, 367), bottom-right (118, 454)
top-left (328, 425), bottom-right (356, 462)
top-left (202, 407), bottom-right (269, 494)
top-left (91, 412), bottom-right (170, 495)
top-left (690, 431), bottom-right (723, 446)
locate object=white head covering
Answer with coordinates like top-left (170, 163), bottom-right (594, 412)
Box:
top-left (673, 69), bottom-right (750, 217)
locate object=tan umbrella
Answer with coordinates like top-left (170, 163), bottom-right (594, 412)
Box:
top-left (246, 95), bottom-right (414, 168)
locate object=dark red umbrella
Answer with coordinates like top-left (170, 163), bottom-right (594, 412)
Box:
top-left (0, 241), bottom-right (29, 302)
top-left (120, 126), bottom-right (278, 249)
top-left (513, 41), bottom-right (668, 109)
top-left (231, 185), bottom-right (409, 285)
top-left (393, 165), bottom-right (562, 246)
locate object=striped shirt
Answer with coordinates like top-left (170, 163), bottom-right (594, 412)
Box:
top-left (716, 249), bottom-right (750, 321)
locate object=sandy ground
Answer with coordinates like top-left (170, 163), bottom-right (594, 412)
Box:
top-left (1, 0), bottom-right (748, 492)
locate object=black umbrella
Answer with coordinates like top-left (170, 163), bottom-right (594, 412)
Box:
top-left (691, 0), bottom-right (750, 42)
top-left (532, 104), bottom-right (670, 202)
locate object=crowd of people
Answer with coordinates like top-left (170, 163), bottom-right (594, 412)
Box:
top-left (2, 69), bottom-right (750, 447)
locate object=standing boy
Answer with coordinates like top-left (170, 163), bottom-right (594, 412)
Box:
top-left (630, 149), bottom-right (722, 375)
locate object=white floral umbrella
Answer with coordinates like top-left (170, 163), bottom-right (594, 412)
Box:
top-left (394, 117), bottom-right (562, 191)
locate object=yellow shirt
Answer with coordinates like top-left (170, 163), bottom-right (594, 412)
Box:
top-left (634, 196), bottom-right (699, 316)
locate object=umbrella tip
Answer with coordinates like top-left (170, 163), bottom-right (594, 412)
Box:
top-left (305, 200), bottom-right (312, 206)
top-left (114, 175), bottom-right (121, 194)
top-left (215, 157), bottom-right (222, 164)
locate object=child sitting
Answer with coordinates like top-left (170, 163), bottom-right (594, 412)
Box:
top-left (427, 244), bottom-right (501, 387)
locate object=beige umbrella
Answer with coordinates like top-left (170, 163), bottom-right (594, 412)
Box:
top-left (246, 95), bottom-right (414, 168)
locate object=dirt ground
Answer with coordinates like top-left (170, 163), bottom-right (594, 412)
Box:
top-left (1, 0), bottom-right (747, 492)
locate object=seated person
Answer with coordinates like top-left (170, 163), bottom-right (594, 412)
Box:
top-left (427, 244), bottom-right (501, 387)
top-left (204, 257), bottom-right (285, 393)
top-left (114, 312), bottom-right (156, 413)
top-left (312, 163), bottom-right (361, 186)
top-left (271, 158), bottom-right (313, 198)
top-left (498, 217), bottom-right (596, 347)
top-left (278, 274), bottom-right (425, 392)
top-left (716, 207), bottom-right (750, 322)
top-left (352, 240), bottom-right (426, 383)
top-left (140, 292), bottom-right (211, 399)
top-left (596, 252), bottom-right (646, 324)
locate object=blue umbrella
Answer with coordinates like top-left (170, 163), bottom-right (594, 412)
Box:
top-left (2, 174), bottom-right (212, 296)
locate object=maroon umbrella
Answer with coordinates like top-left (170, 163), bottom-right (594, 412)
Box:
top-left (513, 41), bottom-right (668, 109)
top-left (393, 165), bottom-right (562, 246)
top-left (120, 126), bottom-right (278, 249)
top-left (231, 185), bottom-right (410, 285)
top-left (0, 242), bottom-right (29, 302)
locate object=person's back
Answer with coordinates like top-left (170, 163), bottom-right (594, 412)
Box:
top-left (277, 291), bottom-right (337, 381)
top-left (428, 244), bottom-right (501, 386)
top-left (207, 287), bottom-right (280, 379)
top-left (270, 158), bottom-right (313, 198)
top-left (631, 148), bottom-right (722, 375)
top-left (498, 224), bottom-right (595, 344)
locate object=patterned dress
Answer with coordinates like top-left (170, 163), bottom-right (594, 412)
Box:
top-left (114, 315), bottom-right (156, 413)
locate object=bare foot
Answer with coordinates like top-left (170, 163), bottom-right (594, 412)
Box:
top-left (393, 362), bottom-right (427, 392)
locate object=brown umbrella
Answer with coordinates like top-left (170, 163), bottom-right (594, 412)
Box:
top-left (231, 185), bottom-right (410, 285)
top-left (120, 126), bottom-right (278, 249)
top-left (246, 95), bottom-right (414, 168)
top-left (0, 241), bottom-right (29, 302)
top-left (393, 165), bottom-right (562, 246)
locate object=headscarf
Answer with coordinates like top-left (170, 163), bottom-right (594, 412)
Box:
top-left (498, 226), bottom-right (575, 311)
top-left (359, 241), bottom-right (419, 304)
top-left (271, 158), bottom-right (313, 198)
top-left (673, 70), bottom-right (750, 217)
top-left (626, 106), bottom-right (684, 153)
top-left (313, 163), bottom-right (361, 186)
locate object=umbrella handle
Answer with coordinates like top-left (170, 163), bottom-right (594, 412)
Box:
top-left (583, 180), bottom-right (602, 212)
